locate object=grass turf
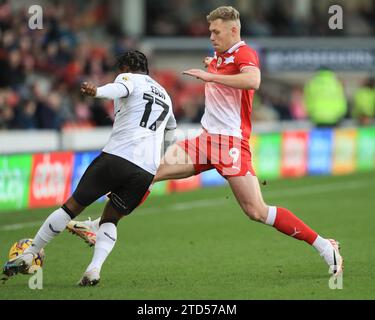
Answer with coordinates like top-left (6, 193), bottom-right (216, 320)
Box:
top-left (0, 171), bottom-right (374, 299)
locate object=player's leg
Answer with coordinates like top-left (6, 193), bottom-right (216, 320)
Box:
top-left (78, 200), bottom-right (123, 286)
top-left (2, 201), bottom-right (86, 278)
top-left (228, 174), bottom-right (343, 275)
top-left (2, 199), bottom-right (82, 277)
top-left (68, 137), bottom-right (212, 246)
top-left (2, 153), bottom-right (112, 277)
top-left (78, 157), bottom-right (154, 286)
top-left (67, 143), bottom-right (197, 245)
top-left (154, 143), bottom-right (196, 182)
top-left (25, 153), bottom-right (112, 254)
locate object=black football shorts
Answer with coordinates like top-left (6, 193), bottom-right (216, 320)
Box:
top-left (72, 152), bottom-right (154, 215)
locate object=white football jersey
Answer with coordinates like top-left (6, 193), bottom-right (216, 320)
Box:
top-left (102, 73), bottom-right (175, 175)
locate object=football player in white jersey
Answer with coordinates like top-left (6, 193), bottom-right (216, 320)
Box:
top-left (2, 50), bottom-right (176, 286)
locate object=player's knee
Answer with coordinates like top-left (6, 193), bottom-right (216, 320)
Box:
top-left (100, 196), bottom-right (130, 227)
top-left (243, 205), bottom-right (267, 223)
top-left (108, 193), bottom-right (133, 217)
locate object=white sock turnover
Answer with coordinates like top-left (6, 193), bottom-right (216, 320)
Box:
top-left (265, 206), bottom-right (277, 226)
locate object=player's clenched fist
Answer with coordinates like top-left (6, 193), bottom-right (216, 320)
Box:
top-left (203, 57), bottom-right (213, 68)
top-left (81, 82), bottom-right (97, 96)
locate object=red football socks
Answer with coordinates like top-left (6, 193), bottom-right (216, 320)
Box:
top-left (273, 207), bottom-right (318, 245)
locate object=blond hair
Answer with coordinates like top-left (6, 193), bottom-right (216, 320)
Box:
top-left (206, 6), bottom-right (240, 23)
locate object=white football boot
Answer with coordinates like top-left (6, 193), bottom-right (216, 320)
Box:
top-left (66, 217), bottom-right (98, 247)
top-left (78, 268), bottom-right (100, 286)
top-left (321, 239), bottom-right (344, 277)
top-left (2, 252), bottom-right (36, 279)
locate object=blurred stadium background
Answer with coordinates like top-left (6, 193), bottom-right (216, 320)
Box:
top-left (0, 0), bottom-right (375, 299)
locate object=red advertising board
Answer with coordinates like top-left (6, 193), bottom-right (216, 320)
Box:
top-left (281, 131), bottom-right (309, 177)
top-left (29, 152), bottom-right (74, 208)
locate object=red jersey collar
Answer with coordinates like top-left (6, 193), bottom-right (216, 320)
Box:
top-left (215, 41), bottom-right (246, 58)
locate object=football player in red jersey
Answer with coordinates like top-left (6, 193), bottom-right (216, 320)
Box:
top-left (69, 6), bottom-right (343, 277)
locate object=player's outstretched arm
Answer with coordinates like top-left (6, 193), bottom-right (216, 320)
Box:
top-left (183, 67), bottom-right (260, 90)
top-left (81, 81), bottom-right (129, 99)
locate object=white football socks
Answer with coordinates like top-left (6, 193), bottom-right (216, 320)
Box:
top-left (312, 235), bottom-right (331, 255)
top-left (25, 207), bottom-right (71, 255)
top-left (85, 222), bottom-right (117, 273)
top-left (265, 206), bottom-right (277, 226)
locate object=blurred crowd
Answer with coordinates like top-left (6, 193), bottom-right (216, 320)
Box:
top-left (253, 74), bottom-right (375, 127)
top-left (147, 0), bottom-right (375, 37)
top-left (0, 0), bottom-right (374, 131)
top-left (0, 0), bottom-right (117, 130)
top-left (0, 0), bottom-right (208, 130)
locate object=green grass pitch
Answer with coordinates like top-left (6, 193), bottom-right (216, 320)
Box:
top-left (0, 171), bottom-right (374, 299)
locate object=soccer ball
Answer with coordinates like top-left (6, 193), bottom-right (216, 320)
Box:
top-left (8, 238), bottom-right (45, 274)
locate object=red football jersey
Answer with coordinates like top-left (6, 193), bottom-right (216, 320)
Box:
top-left (201, 41), bottom-right (260, 140)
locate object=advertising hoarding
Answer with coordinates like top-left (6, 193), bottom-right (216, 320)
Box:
top-left (29, 152), bottom-right (74, 208)
top-left (332, 129), bottom-right (357, 175)
top-left (281, 131), bottom-right (308, 177)
top-left (255, 133), bottom-right (281, 179)
top-left (0, 154), bottom-right (32, 211)
top-left (308, 129), bottom-right (333, 175)
top-left (357, 127), bottom-right (375, 171)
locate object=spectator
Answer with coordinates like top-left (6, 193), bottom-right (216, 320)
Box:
top-left (304, 68), bottom-right (347, 127)
top-left (13, 99), bottom-right (37, 129)
top-left (0, 89), bottom-right (16, 129)
top-left (35, 92), bottom-right (63, 130)
top-left (353, 78), bottom-right (375, 126)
